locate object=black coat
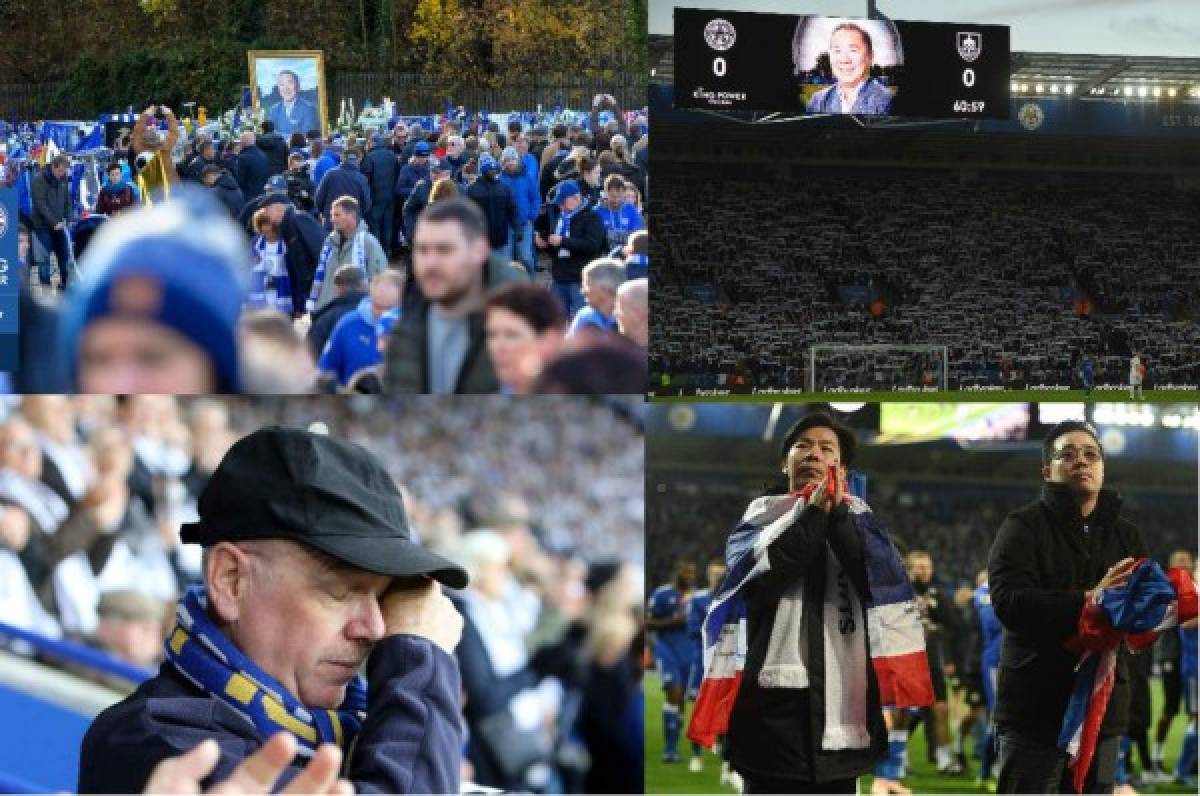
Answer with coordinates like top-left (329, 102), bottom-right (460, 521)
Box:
top-left (402, 177), bottom-right (433, 243)
top-left (466, 176), bottom-right (520, 250)
top-left (30, 166), bottom-right (70, 231)
top-left (257, 132), bottom-right (289, 177)
top-left (235, 145), bottom-right (270, 201)
top-left (314, 164), bottom-right (371, 221)
top-left (727, 499), bottom-right (887, 783)
top-left (988, 483), bottom-right (1149, 743)
top-left (533, 204), bottom-right (606, 284)
top-left (307, 289), bottom-right (366, 358)
top-left (362, 146), bottom-right (400, 203)
top-left (209, 172), bottom-right (245, 219)
top-left (277, 205), bottom-right (326, 306)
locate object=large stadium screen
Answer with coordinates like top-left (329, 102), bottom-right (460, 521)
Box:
top-left (674, 8), bottom-right (1010, 120)
top-left (879, 403), bottom-right (1030, 441)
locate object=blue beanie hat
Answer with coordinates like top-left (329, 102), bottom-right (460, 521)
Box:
top-left (480, 154), bottom-right (499, 174)
top-left (62, 187), bottom-right (248, 392)
top-left (552, 180), bottom-right (581, 204)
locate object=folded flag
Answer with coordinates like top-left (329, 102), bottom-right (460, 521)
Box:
top-left (1058, 561), bottom-right (1198, 793)
top-left (687, 475), bottom-right (933, 749)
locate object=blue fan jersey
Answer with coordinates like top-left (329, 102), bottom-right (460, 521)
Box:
top-left (649, 584), bottom-right (691, 687)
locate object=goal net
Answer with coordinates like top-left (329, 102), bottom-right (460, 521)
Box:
top-left (808, 345), bottom-right (949, 392)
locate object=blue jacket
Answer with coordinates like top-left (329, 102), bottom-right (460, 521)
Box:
top-left (361, 146), bottom-right (399, 203)
top-left (806, 77), bottom-right (894, 115)
top-left (319, 296), bottom-right (387, 386)
top-left (499, 163), bottom-right (540, 225)
top-left (394, 160), bottom-right (429, 202)
top-left (77, 634), bottom-right (463, 794)
top-left (312, 151), bottom-right (341, 188)
top-left (235, 145), bottom-right (271, 201)
top-left (593, 201), bottom-right (645, 250)
top-left (315, 162), bottom-right (372, 221)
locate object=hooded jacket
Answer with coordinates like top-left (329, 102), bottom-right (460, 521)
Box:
top-left (466, 174), bottom-right (520, 250)
top-left (988, 482), bottom-right (1149, 743)
top-left (95, 176), bottom-right (138, 216)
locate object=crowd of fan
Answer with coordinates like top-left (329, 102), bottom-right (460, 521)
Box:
top-left (651, 166), bottom-right (1200, 391)
top-left (11, 95), bottom-right (650, 394)
top-left (0, 395), bottom-right (645, 793)
top-left (647, 475), bottom-right (1196, 592)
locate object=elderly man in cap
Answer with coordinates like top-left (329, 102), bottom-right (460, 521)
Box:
top-left (78, 427), bottom-right (467, 794)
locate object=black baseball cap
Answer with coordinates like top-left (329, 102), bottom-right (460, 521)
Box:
top-left (180, 427), bottom-right (468, 589)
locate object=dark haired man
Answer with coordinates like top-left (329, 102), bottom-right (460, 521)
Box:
top-left (988, 420), bottom-right (1150, 793)
top-left (384, 198), bottom-right (521, 394)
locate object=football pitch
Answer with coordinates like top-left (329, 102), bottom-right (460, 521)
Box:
top-left (644, 673), bottom-right (1193, 794)
top-left (648, 390), bottom-right (1199, 404)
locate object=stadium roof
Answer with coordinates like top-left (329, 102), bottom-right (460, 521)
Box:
top-left (649, 36), bottom-right (1200, 99)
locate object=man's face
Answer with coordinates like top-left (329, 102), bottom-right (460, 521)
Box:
top-left (784, 426), bottom-right (845, 492)
top-left (369, 281), bottom-right (400, 320)
top-left (0, 422), bottom-right (40, 480)
top-left (331, 204), bottom-right (358, 236)
top-left (677, 561), bottom-right (697, 591)
top-left (614, 290), bottom-right (648, 346)
top-left (213, 541), bottom-right (393, 709)
top-left (605, 184), bottom-right (624, 208)
top-left (830, 27), bottom-right (871, 87)
top-left (1169, 551), bottom-right (1194, 571)
top-left (447, 139), bottom-right (463, 157)
top-left (707, 561), bottom-right (727, 590)
top-left (503, 159), bottom-right (519, 175)
top-left (561, 194), bottom-right (582, 214)
top-left (1043, 430), bottom-right (1105, 497)
top-left (79, 318), bottom-right (216, 394)
top-left (413, 220), bottom-right (487, 307)
top-left (277, 72), bottom-right (298, 103)
top-left (907, 554), bottom-right (933, 586)
top-left (582, 275), bottom-right (613, 314)
top-left (107, 167), bottom-right (123, 184)
top-left (51, 162), bottom-right (67, 180)
top-left (97, 615), bottom-right (163, 668)
top-left (514, 137), bottom-right (529, 156)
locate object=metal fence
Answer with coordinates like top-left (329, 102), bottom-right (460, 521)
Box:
top-left (1, 73), bottom-right (647, 123)
top-left (331, 72), bottom-right (647, 116)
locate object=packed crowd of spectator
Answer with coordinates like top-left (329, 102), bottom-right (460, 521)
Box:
top-left (9, 95), bottom-right (650, 394)
top-left (0, 395), bottom-right (645, 793)
top-left (651, 165), bottom-right (1200, 391)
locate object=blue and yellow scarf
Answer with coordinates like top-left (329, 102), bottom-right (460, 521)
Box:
top-left (164, 585), bottom-right (366, 757)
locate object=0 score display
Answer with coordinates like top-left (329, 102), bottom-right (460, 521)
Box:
top-left (674, 8), bottom-right (1011, 120)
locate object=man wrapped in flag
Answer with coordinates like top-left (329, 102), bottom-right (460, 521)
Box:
top-left (989, 420), bottom-right (1152, 793)
top-left (688, 412), bottom-right (934, 793)
top-left (1057, 558), bottom-right (1198, 793)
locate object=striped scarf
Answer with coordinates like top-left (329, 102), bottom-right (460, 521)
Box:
top-left (164, 585), bottom-right (366, 758)
top-left (1058, 561), bottom-right (1197, 793)
top-left (688, 483), bottom-right (934, 749)
top-left (306, 224), bottom-right (367, 314)
top-left (249, 236), bottom-right (294, 315)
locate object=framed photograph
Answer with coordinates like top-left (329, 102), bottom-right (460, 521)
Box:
top-left (247, 50), bottom-right (328, 137)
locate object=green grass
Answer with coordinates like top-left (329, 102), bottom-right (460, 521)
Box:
top-left (647, 390), bottom-right (1199, 404)
top-left (644, 673), bottom-right (1194, 794)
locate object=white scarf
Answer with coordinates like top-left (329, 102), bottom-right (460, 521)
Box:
top-left (748, 495), bottom-right (872, 750)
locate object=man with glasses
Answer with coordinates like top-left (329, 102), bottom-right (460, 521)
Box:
top-left (988, 420), bottom-right (1150, 793)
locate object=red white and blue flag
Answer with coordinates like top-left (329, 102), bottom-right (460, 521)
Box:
top-left (1058, 560), bottom-right (1198, 793)
top-left (687, 480), bottom-right (934, 748)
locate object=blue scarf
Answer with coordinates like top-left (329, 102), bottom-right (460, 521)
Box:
top-left (164, 585), bottom-right (366, 758)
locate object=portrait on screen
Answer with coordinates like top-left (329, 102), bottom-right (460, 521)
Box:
top-left (793, 17), bottom-right (903, 115)
top-left (248, 50), bottom-right (327, 137)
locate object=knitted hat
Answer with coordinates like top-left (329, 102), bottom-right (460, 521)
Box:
top-left (551, 180), bottom-right (581, 205)
top-left (479, 154), bottom-right (499, 174)
top-left (62, 187), bottom-right (247, 392)
top-left (500, 146), bottom-right (519, 163)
